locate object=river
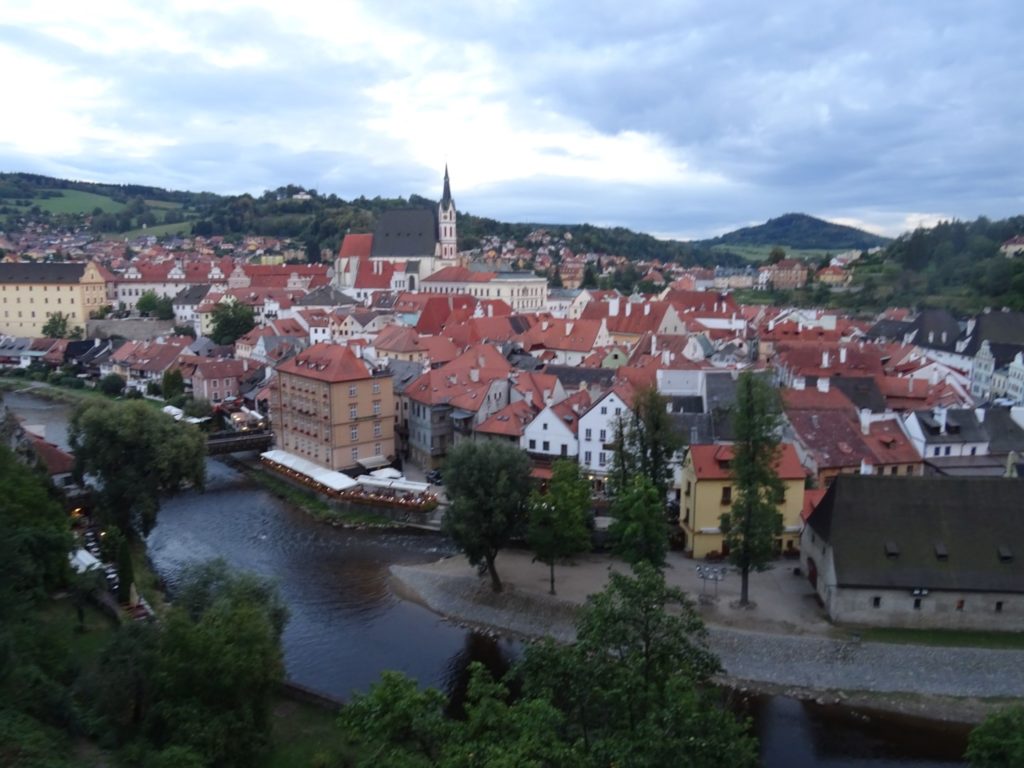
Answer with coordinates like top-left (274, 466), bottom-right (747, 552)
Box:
top-left (4, 389), bottom-right (969, 766)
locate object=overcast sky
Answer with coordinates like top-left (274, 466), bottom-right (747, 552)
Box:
top-left (1, 1), bottom-right (1021, 239)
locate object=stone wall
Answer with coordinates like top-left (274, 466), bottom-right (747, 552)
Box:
top-left (87, 318), bottom-right (176, 340)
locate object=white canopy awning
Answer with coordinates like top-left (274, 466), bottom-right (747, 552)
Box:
top-left (260, 450), bottom-right (359, 492)
top-left (356, 475), bottom-right (430, 494)
top-left (369, 467), bottom-right (403, 480)
top-left (69, 548), bottom-right (101, 573)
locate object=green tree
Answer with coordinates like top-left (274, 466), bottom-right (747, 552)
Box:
top-left (115, 538), bottom-right (134, 604)
top-left (98, 373), bottom-right (125, 396)
top-left (87, 622), bottom-right (160, 743)
top-left (69, 400), bottom-right (206, 536)
top-left (41, 312), bottom-right (70, 338)
top-left (210, 301), bottom-right (255, 345)
top-left (608, 474), bottom-right (668, 568)
top-left (527, 459), bottom-right (592, 595)
top-left (609, 387), bottom-right (682, 502)
top-left (136, 291), bottom-right (160, 316)
top-left (580, 262), bottom-right (598, 289)
top-left (766, 246), bottom-right (786, 264)
top-left (153, 296), bottom-right (174, 321)
top-left (719, 372), bottom-right (784, 607)
top-left (442, 440), bottom-right (532, 592)
top-left (161, 368), bottom-right (185, 401)
top-left (967, 706), bottom-right (1024, 768)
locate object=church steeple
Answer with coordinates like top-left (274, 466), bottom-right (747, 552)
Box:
top-left (438, 165), bottom-right (457, 260)
top-left (441, 164), bottom-right (453, 211)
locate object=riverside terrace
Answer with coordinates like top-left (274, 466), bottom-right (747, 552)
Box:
top-left (259, 449), bottom-right (439, 513)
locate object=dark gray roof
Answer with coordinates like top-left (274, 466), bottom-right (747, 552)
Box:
top-left (0, 262), bottom-right (86, 283)
top-left (294, 285), bottom-right (356, 307)
top-left (387, 359), bottom-right (425, 395)
top-left (925, 454), bottom-right (1009, 477)
top-left (672, 411), bottom-right (734, 445)
top-left (983, 342), bottom-right (1024, 369)
top-left (668, 395), bottom-right (704, 414)
top-left (865, 319), bottom-right (914, 342)
top-left (509, 353), bottom-right (544, 371)
top-left (912, 408), bottom-right (989, 444)
top-left (962, 312), bottom-right (1024, 357)
top-left (173, 284), bottom-right (211, 306)
top-left (981, 407), bottom-right (1024, 454)
top-left (807, 475), bottom-right (1024, 593)
top-left (371, 209), bottom-right (438, 259)
top-left (831, 376), bottom-right (888, 413)
top-left (909, 309), bottom-right (961, 352)
top-left (542, 365), bottom-right (615, 392)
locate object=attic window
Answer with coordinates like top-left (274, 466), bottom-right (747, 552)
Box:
top-left (934, 542), bottom-right (948, 561)
top-left (884, 541), bottom-right (900, 558)
top-left (998, 545), bottom-right (1014, 563)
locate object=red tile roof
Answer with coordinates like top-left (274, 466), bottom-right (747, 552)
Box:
top-left (339, 233), bottom-right (373, 259)
top-left (475, 400), bottom-right (537, 437)
top-left (689, 442), bottom-right (805, 480)
top-left (276, 343), bottom-right (372, 382)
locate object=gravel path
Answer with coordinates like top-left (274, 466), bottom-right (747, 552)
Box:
top-left (392, 562), bottom-right (1024, 699)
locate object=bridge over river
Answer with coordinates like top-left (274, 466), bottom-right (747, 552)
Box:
top-left (205, 430), bottom-right (274, 455)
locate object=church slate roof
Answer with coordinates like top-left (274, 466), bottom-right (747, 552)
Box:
top-left (371, 209), bottom-right (438, 259)
top-left (962, 312), bottom-right (1024, 357)
top-left (0, 262), bottom-right (87, 283)
top-left (806, 475), bottom-right (1024, 593)
top-left (909, 309), bottom-right (962, 352)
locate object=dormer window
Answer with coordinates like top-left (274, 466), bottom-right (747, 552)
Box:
top-left (934, 542), bottom-right (948, 561)
top-left (998, 545), bottom-right (1013, 563)
top-left (885, 540), bottom-right (900, 558)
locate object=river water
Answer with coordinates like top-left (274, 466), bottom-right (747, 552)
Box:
top-left (4, 390), bottom-right (968, 766)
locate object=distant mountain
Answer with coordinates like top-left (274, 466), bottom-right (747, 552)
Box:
top-left (700, 213), bottom-right (890, 252)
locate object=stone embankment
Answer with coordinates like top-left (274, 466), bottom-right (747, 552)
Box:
top-left (391, 557), bottom-right (1024, 722)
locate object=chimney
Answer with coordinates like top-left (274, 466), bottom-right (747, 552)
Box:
top-left (817, 377), bottom-right (830, 393)
top-left (662, 349), bottom-right (671, 366)
top-left (609, 297), bottom-right (620, 316)
top-left (487, 304), bottom-right (493, 317)
top-left (541, 321), bottom-right (549, 331)
top-left (651, 334), bottom-right (657, 355)
top-left (565, 322), bottom-right (574, 336)
top-left (976, 407), bottom-right (986, 423)
top-left (859, 408), bottom-right (871, 435)
top-left (930, 368), bottom-right (939, 386)
top-left (469, 368), bottom-right (480, 383)
top-left (626, 303), bottom-right (632, 317)
top-left (793, 377), bottom-right (806, 390)
top-left (822, 350), bottom-right (830, 369)
top-left (477, 355), bottom-right (485, 368)
top-left (644, 303), bottom-right (651, 316)
top-left (934, 406), bottom-right (947, 434)
top-left (839, 346), bottom-right (847, 364)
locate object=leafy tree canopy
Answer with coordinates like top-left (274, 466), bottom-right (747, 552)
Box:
top-left (967, 705), bottom-right (1024, 768)
top-left (528, 459), bottom-right (592, 594)
top-left (609, 474), bottom-right (669, 568)
top-left (210, 301), bottom-right (255, 345)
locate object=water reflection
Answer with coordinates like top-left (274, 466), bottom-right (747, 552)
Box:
top-left (442, 632), bottom-right (520, 717)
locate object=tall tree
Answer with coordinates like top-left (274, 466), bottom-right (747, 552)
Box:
top-left (967, 705), bottom-right (1024, 768)
top-left (70, 400), bottom-right (206, 536)
top-left (136, 290), bottom-right (160, 316)
top-left (527, 459), bottom-right (592, 595)
top-left (161, 368), bottom-right (185, 401)
top-left (442, 440), bottom-right (532, 592)
top-left (719, 372), bottom-right (784, 607)
top-left (41, 312), bottom-right (70, 339)
top-left (210, 301), bottom-right (255, 345)
top-left (609, 387), bottom-right (682, 502)
top-left (608, 474), bottom-right (668, 568)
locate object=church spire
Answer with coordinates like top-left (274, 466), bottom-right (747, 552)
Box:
top-left (441, 164), bottom-right (453, 211)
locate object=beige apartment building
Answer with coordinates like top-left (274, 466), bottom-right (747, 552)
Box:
top-left (271, 342), bottom-right (395, 471)
top-left (0, 262), bottom-right (109, 336)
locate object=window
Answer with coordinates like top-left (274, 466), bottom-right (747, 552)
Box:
top-left (913, 598), bottom-right (922, 610)
top-left (542, 422), bottom-right (548, 430)
top-left (374, 443), bottom-right (382, 456)
top-left (872, 596), bottom-right (881, 608)
top-left (720, 486), bottom-right (732, 505)
top-left (351, 447), bottom-right (359, 462)
top-left (615, 407), bottom-right (621, 416)
top-left (373, 400), bottom-right (381, 415)
top-left (599, 429), bottom-right (606, 442)
top-left (351, 426), bottom-right (358, 441)
top-left (529, 439), bottom-right (536, 450)
top-left (956, 599), bottom-right (965, 611)
top-left (374, 421), bottom-right (382, 437)
top-left (944, 446), bottom-right (951, 456)
top-left (906, 465), bottom-right (914, 475)
top-left (349, 385), bottom-right (357, 398)
top-left (600, 406), bottom-right (607, 415)
top-left (585, 428), bottom-right (592, 441)
top-left (542, 441), bottom-right (550, 452)
top-left (598, 452), bottom-right (606, 467)
top-left (933, 447), bottom-right (940, 456)
top-left (685, 481), bottom-right (691, 496)
top-left (372, 381), bottom-right (381, 394)
top-left (996, 601), bottom-right (1004, 613)
top-left (350, 405), bottom-right (358, 420)
top-left (584, 451), bottom-right (592, 464)
top-left (560, 444), bottom-right (567, 456)
top-left (970, 447), bottom-right (976, 456)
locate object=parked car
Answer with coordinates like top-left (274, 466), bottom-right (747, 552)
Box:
top-left (426, 469), bottom-right (443, 485)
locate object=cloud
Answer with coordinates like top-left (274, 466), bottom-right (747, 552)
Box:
top-left (1, 1), bottom-right (1022, 239)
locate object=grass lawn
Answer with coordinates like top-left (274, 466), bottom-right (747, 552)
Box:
top-left (143, 199), bottom-right (184, 210)
top-left (36, 189), bottom-right (127, 215)
top-left (37, 598), bottom-right (118, 669)
top-left (0, 377), bottom-right (169, 411)
top-left (860, 626), bottom-right (1024, 650)
top-left (113, 220), bottom-right (194, 240)
top-left (262, 699), bottom-right (355, 768)
top-left (710, 244), bottom-right (831, 263)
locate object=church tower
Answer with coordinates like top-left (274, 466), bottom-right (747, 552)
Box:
top-left (438, 165), bottom-right (457, 260)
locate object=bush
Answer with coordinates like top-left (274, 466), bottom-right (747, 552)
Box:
top-left (146, 382), bottom-right (162, 397)
top-left (48, 371), bottom-right (64, 384)
top-left (60, 377), bottom-right (85, 389)
top-left (124, 389), bottom-right (143, 400)
top-left (99, 373), bottom-right (125, 396)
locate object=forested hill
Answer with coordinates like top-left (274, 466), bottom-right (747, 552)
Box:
top-left (2, 172), bottom-right (884, 265)
top-left (700, 213), bottom-right (891, 251)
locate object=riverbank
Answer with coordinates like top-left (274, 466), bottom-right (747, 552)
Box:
top-left (391, 553), bottom-right (1024, 725)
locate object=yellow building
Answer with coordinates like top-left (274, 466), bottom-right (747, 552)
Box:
top-left (271, 342), bottom-right (395, 471)
top-left (679, 443), bottom-right (806, 558)
top-left (0, 261), bottom-right (108, 336)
